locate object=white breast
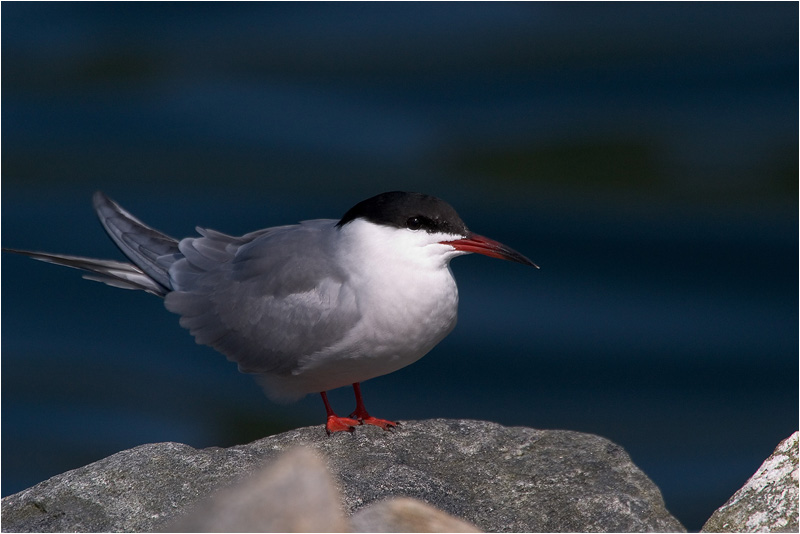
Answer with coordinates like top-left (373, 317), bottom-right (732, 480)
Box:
top-left (260, 218), bottom-right (465, 399)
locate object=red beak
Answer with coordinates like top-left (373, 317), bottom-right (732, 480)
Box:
top-left (442, 232), bottom-right (539, 268)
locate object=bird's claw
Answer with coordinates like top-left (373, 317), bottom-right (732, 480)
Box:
top-left (356, 415), bottom-right (399, 432)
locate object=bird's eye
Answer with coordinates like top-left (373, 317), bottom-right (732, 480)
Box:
top-left (406, 217), bottom-right (422, 230)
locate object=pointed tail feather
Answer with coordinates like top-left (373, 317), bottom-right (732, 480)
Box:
top-left (2, 248), bottom-right (169, 296)
top-left (6, 192), bottom-right (183, 296)
top-left (92, 191), bottom-right (179, 291)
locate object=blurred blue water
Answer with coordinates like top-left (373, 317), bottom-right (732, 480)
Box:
top-left (2, 3), bottom-right (797, 531)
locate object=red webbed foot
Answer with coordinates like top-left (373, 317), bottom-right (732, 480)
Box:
top-left (351, 413), bottom-right (398, 431)
top-left (321, 391), bottom-right (360, 435)
top-left (349, 383), bottom-right (398, 431)
top-left (325, 414), bottom-right (360, 435)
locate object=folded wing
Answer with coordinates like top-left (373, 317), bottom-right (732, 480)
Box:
top-left (165, 220), bottom-right (360, 377)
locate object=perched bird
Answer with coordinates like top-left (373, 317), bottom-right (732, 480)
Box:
top-left (5, 191), bottom-right (537, 434)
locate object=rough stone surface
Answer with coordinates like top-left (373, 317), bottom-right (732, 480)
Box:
top-left (702, 431), bottom-right (798, 533)
top-left (1, 419), bottom-right (685, 532)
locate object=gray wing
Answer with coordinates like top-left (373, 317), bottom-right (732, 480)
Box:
top-left (164, 220), bottom-right (360, 375)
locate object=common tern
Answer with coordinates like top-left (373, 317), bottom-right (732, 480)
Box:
top-left (5, 191), bottom-right (537, 434)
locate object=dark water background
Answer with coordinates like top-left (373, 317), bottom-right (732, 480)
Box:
top-left (2, 3), bottom-right (797, 531)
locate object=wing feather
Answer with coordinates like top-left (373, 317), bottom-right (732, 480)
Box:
top-left (3, 248), bottom-right (168, 296)
top-left (165, 219), bottom-right (359, 375)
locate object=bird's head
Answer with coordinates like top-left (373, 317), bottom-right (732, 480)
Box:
top-left (336, 191), bottom-right (538, 269)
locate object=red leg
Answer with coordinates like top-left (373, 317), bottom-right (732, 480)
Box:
top-left (348, 382), bottom-right (398, 431)
top-left (320, 391), bottom-right (359, 435)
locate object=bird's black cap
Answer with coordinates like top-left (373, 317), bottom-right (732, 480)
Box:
top-left (336, 191), bottom-right (470, 236)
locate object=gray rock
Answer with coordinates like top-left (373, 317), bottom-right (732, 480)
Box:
top-left (1, 419), bottom-right (685, 532)
top-left (702, 431), bottom-right (798, 533)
